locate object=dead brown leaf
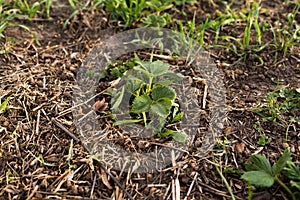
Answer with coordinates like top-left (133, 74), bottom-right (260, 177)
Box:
top-left (234, 142), bottom-right (246, 154)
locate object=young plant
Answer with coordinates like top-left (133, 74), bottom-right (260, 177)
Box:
top-left (63, 0), bottom-right (104, 29)
top-left (257, 134), bottom-right (272, 146)
top-left (254, 87), bottom-right (300, 126)
top-left (141, 13), bottom-right (171, 27)
top-left (270, 1), bottom-right (300, 56)
top-left (104, 0), bottom-right (194, 27)
top-left (104, 0), bottom-right (147, 27)
top-left (111, 59), bottom-right (187, 142)
top-left (0, 95), bottom-right (11, 114)
top-left (241, 149), bottom-right (299, 200)
top-left (14, 0), bottom-right (41, 19)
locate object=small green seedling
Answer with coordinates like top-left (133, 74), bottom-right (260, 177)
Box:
top-left (242, 149), bottom-right (299, 200)
top-left (0, 95), bottom-right (11, 114)
top-left (255, 87), bottom-right (300, 126)
top-left (257, 134), bottom-right (272, 146)
top-left (111, 59), bottom-right (187, 142)
top-left (104, 60), bottom-right (136, 79)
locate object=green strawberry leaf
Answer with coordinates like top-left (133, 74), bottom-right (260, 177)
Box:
top-left (290, 181), bottom-right (300, 190)
top-left (150, 99), bottom-right (172, 117)
top-left (153, 80), bottom-right (173, 87)
top-left (151, 86), bottom-right (175, 101)
top-left (284, 160), bottom-right (300, 181)
top-left (125, 78), bottom-right (145, 94)
top-left (245, 154), bottom-right (273, 175)
top-left (131, 94), bottom-right (152, 113)
top-left (133, 65), bottom-right (152, 78)
top-left (161, 71), bottom-right (185, 81)
top-left (241, 171), bottom-right (274, 187)
top-left (272, 149), bottom-right (292, 176)
top-left (149, 61), bottom-right (169, 76)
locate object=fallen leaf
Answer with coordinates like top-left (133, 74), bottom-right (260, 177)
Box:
top-left (235, 142), bottom-right (246, 154)
top-left (224, 127), bottom-right (233, 135)
top-left (93, 99), bottom-right (108, 112)
top-left (101, 169), bottom-right (113, 190)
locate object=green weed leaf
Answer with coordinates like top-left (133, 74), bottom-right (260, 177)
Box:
top-left (131, 94), bottom-right (152, 113)
top-left (272, 149), bottom-right (292, 176)
top-left (157, 129), bottom-right (174, 138)
top-left (241, 171), bottom-right (274, 187)
top-left (0, 95), bottom-right (11, 114)
top-left (172, 112), bottom-right (183, 123)
top-left (151, 86), bottom-right (175, 101)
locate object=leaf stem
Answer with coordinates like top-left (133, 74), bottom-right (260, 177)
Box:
top-left (142, 112), bottom-right (147, 126)
top-left (147, 77), bottom-right (153, 95)
top-left (275, 176), bottom-right (295, 200)
top-left (213, 155), bottom-right (236, 200)
top-left (247, 182), bottom-right (253, 200)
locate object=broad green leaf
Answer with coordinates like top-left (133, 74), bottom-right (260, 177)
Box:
top-left (161, 72), bottom-right (185, 81)
top-left (241, 171), bottom-right (274, 187)
top-left (125, 77), bottom-right (144, 93)
top-left (284, 160), bottom-right (300, 181)
top-left (153, 80), bottom-right (173, 86)
top-left (150, 99), bottom-right (172, 117)
top-left (148, 61), bottom-right (169, 76)
top-left (245, 154), bottom-right (273, 175)
top-left (133, 65), bottom-right (152, 77)
top-left (131, 95), bottom-right (152, 113)
top-left (113, 119), bottom-right (143, 126)
top-left (172, 131), bottom-right (187, 142)
top-left (272, 149), bottom-right (292, 176)
top-left (151, 86), bottom-right (175, 101)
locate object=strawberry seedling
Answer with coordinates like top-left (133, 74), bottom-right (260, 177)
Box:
top-left (110, 58), bottom-right (187, 142)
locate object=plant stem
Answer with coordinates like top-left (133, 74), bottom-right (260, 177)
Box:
top-left (275, 176), bottom-right (295, 200)
top-left (147, 77), bottom-right (153, 95)
top-left (247, 182), bottom-right (253, 200)
top-left (142, 112), bottom-right (147, 126)
top-left (213, 154), bottom-right (236, 200)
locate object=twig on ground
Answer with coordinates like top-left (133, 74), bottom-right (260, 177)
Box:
top-left (184, 172), bottom-right (198, 200)
top-left (90, 174), bottom-right (97, 199)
